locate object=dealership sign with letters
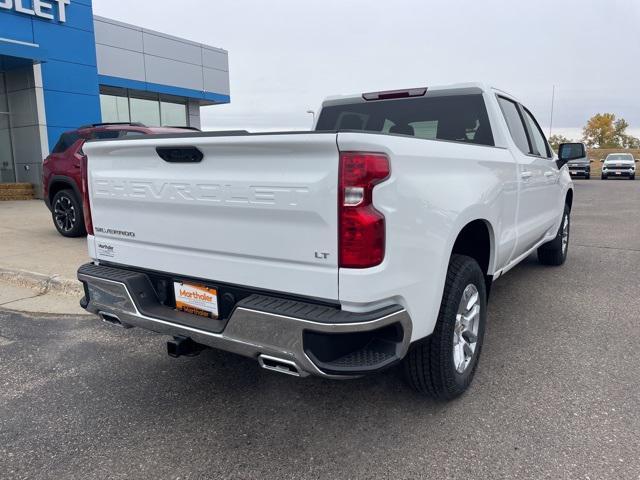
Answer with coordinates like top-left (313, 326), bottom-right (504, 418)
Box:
top-left (0, 0), bottom-right (70, 23)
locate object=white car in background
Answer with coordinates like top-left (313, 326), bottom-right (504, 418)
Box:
top-left (602, 153), bottom-right (636, 180)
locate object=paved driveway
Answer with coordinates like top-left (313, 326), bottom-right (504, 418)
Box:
top-left (0, 200), bottom-right (87, 281)
top-left (1, 180), bottom-right (639, 479)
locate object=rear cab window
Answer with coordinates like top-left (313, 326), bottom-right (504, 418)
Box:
top-left (316, 93), bottom-right (495, 146)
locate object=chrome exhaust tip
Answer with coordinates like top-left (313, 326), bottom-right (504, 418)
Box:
top-left (258, 354), bottom-right (301, 377)
top-left (98, 311), bottom-right (131, 329)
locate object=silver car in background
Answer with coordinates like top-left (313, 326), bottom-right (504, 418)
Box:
top-left (567, 143), bottom-right (591, 179)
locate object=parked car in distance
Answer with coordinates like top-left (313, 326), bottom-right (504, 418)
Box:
top-left (565, 142), bottom-right (590, 179)
top-left (601, 153), bottom-right (636, 180)
top-left (78, 83), bottom-right (576, 400)
top-left (43, 123), bottom-right (197, 237)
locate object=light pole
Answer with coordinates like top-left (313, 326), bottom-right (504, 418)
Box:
top-left (549, 85), bottom-right (555, 137)
top-left (306, 110), bottom-right (316, 127)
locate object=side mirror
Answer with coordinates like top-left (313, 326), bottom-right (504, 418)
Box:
top-left (557, 143), bottom-right (586, 169)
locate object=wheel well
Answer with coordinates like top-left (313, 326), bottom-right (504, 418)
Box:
top-left (451, 220), bottom-right (493, 297)
top-left (565, 189), bottom-right (573, 211)
top-left (49, 180), bottom-right (75, 203)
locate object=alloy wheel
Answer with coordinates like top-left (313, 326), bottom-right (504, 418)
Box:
top-left (561, 213), bottom-right (569, 255)
top-left (453, 284), bottom-right (481, 374)
top-left (54, 195), bottom-right (77, 233)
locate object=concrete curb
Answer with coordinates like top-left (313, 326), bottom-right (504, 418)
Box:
top-left (0, 268), bottom-right (83, 297)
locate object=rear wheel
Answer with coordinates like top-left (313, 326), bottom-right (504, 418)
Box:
top-left (52, 189), bottom-right (86, 238)
top-left (537, 206), bottom-right (570, 266)
top-left (404, 255), bottom-right (487, 400)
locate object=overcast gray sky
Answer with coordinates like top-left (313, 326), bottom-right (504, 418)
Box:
top-left (94, 0), bottom-right (640, 138)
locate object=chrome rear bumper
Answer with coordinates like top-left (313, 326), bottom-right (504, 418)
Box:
top-left (78, 264), bottom-right (412, 379)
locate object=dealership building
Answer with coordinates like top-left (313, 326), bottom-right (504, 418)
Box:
top-left (0, 0), bottom-right (230, 197)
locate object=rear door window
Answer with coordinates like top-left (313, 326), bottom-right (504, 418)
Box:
top-left (497, 97), bottom-right (531, 154)
top-left (316, 94), bottom-right (495, 146)
top-left (522, 108), bottom-right (551, 158)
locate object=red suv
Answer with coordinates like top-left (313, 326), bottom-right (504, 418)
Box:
top-left (43, 123), bottom-right (192, 237)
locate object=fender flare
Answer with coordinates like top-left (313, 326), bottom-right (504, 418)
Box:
top-left (47, 175), bottom-right (82, 211)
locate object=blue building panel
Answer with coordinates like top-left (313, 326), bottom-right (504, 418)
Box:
top-left (0, 9), bottom-right (36, 44)
top-left (0, 41), bottom-right (47, 63)
top-left (40, 59), bottom-right (99, 96)
top-left (57, 1), bottom-right (95, 32)
top-left (33, 22), bottom-right (98, 66)
top-left (43, 89), bottom-right (101, 135)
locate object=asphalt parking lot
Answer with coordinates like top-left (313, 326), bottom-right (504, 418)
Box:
top-left (1, 179), bottom-right (639, 480)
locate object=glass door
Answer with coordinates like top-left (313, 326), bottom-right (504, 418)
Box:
top-left (0, 72), bottom-right (16, 183)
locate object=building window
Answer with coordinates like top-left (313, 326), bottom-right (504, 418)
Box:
top-left (161, 101), bottom-right (188, 127)
top-left (100, 94), bottom-right (130, 123)
top-left (99, 87), bottom-right (188, 127)
top-left (129, 97), bottom-right (161, 126)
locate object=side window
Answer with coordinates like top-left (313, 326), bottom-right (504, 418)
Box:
top-left (522, 108), bottom-right (550, 158)
top-left (497, 97), bottom-right (530, 154)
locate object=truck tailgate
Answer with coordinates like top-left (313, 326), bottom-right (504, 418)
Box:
top-left (83, 133), bottom-right (340, 300)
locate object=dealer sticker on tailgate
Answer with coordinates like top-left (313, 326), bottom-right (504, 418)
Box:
top-left (174, 282), bottom-right (219, 319)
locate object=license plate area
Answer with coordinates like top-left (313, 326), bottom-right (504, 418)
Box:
top-left (174, 282), bottom-right (219, 319)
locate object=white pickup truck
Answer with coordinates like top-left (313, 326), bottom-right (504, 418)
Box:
top-left (78, 83), bottom-right (580, 400)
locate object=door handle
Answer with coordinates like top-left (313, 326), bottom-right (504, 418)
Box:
top-left (521, 171), bottom-right (532, 180)
top-left (544, 171), bottom-right (554, 177)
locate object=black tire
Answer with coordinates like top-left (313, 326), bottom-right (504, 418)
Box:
top-left (601, 175), bottom-right (607, 180)
top-left (585, 174), bottom-right (590, 180)
top-left (630, 175), bottom-right (635, 180)
top-left (537, 206), bottom-right (570, 266)
top-left (51, 189), bottom-right (86, 238)
top-left (404, 255), bottom-right (487, 400)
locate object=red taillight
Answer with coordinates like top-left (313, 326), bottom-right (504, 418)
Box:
top-left (80, 154), bottom-right (94, 235)
top-left (339, 152), bottom-right (390, 268)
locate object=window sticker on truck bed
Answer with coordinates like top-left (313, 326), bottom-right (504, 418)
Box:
top-left (174, 282), bottom-right (219, 319)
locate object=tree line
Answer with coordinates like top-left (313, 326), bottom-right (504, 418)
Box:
top-left (548, 113), bottom-right (640, 150)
